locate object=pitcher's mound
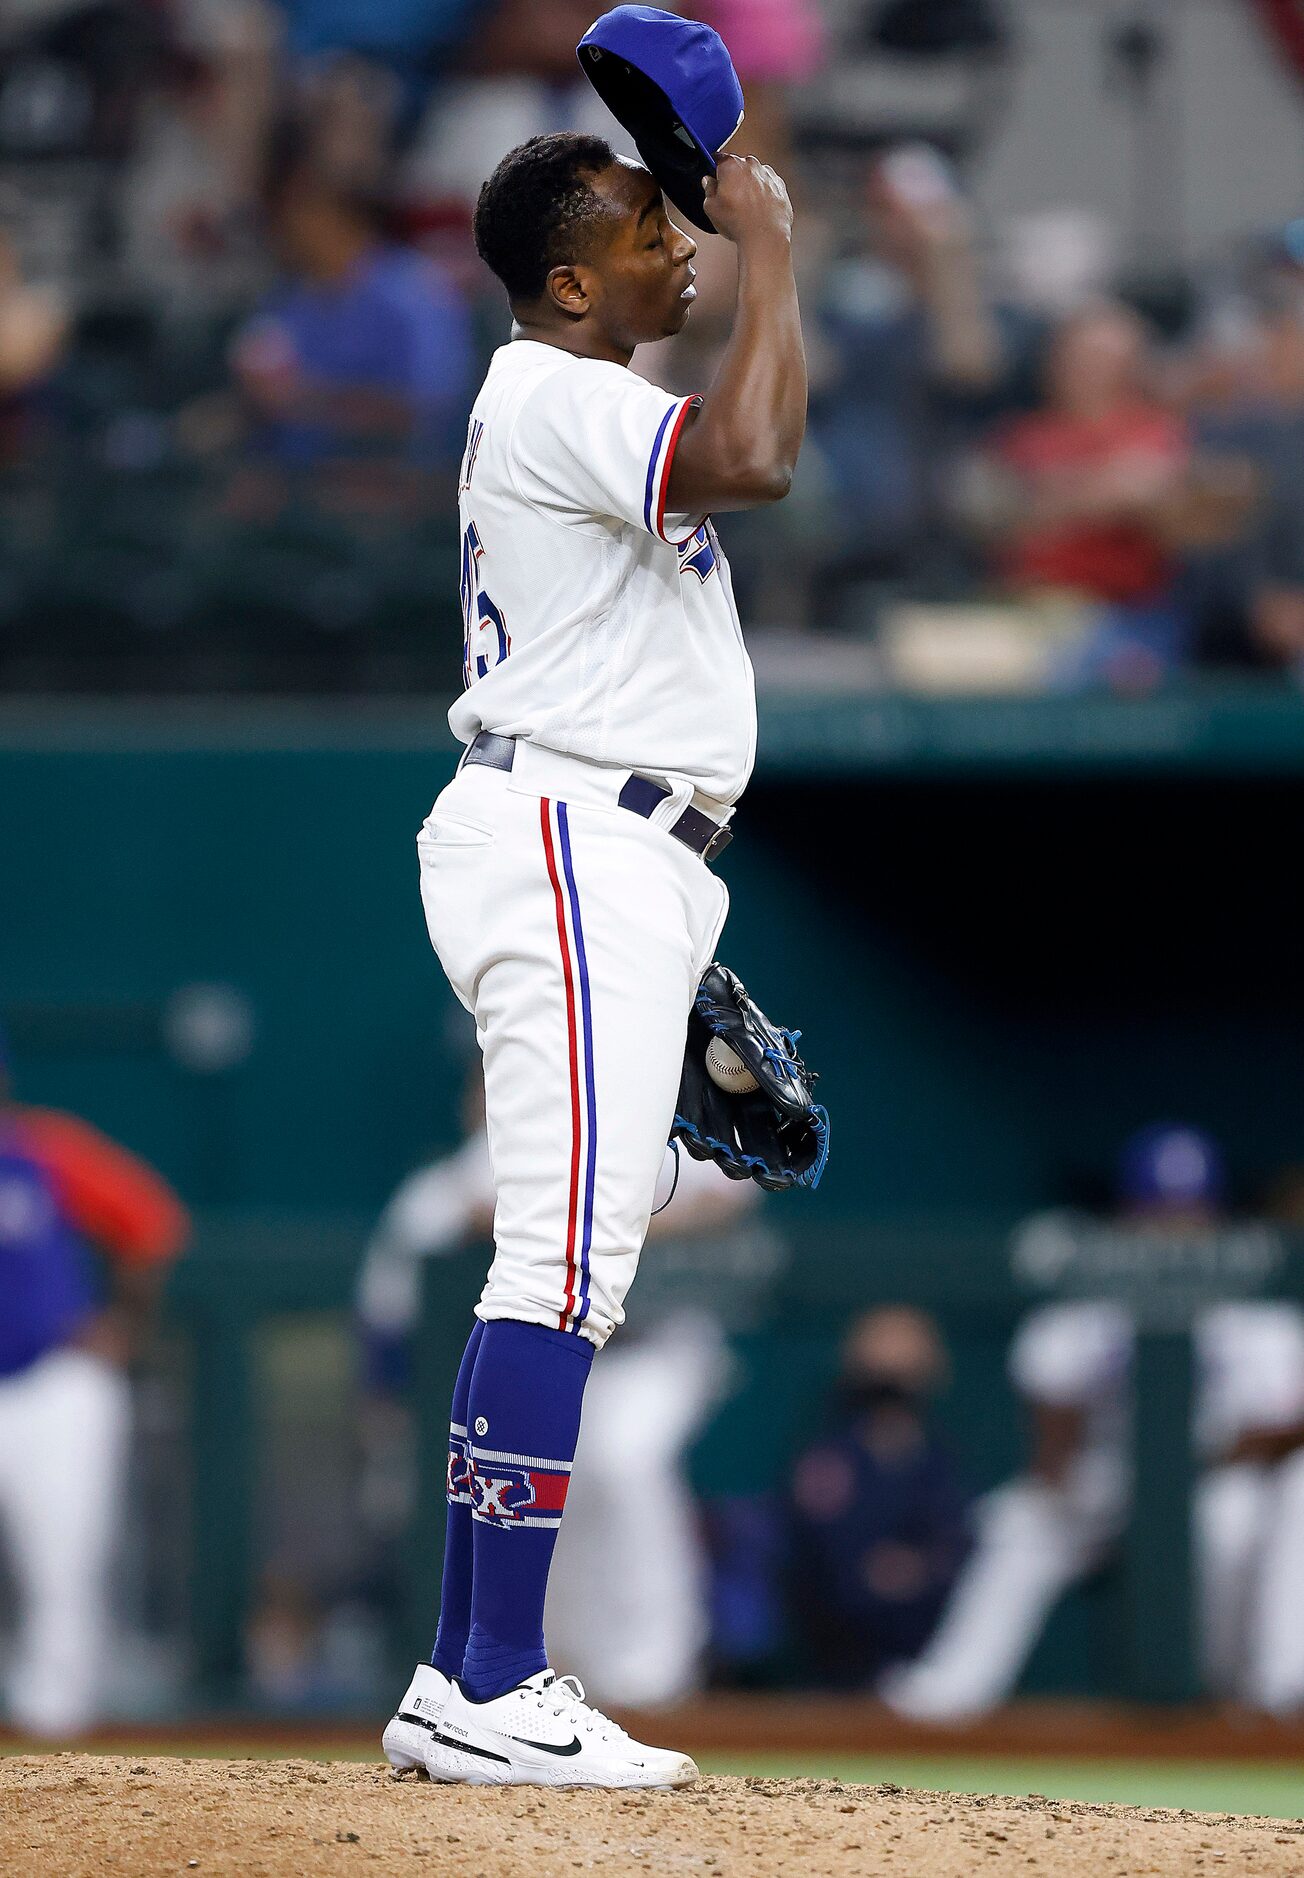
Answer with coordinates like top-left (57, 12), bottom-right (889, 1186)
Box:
top-left (4, 1754), bottom-right (1302, 1877)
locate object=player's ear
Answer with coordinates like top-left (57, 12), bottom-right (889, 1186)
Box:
top-left (545, 264), bottom-right (591, 319)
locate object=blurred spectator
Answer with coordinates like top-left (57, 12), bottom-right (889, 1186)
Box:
top-left (0, 2), bottom-right (172, 287)
top-left (1181, 225), bottom-right (1304, 674)
top-left (633, 0), bottom-right (825, 392)
top-left (997, 209), bottom-right (1120, 323)
top-left (788, 1306), bottom-right (970, 1689)
top-left (881, 1125), bottom-right (1304, 1723)
top-left (811, 143), bottom-right (1034, 618)
top-left (355, 1085), bottom-right (782, 1709)
top-left (272, 0), bottom-right (485, 75)
top-left (1251, 471), bottom-right (1304, 677)
top-left (0, 1023), bottom-right (189, 1738)
top-left (399, 3), bottom-right (643, 227)
top-left (0, 2), bottom-right (165, 165)
top-left (0, 0), bottom-right (1299, 693)
top-left (697, 0), bottom-right (825, 167)
top-left (227, 116), bottom-right (473, 472)
top-left (269, 0), bottom-right (492, 167)
top-left (961, 302), bottom-right (1193, 686)
top-left (472, 0), bottom-right (623, 79)
top-left (118, 0), bottom-right (281, 310)
top-left (0, 229), bottom-right (68, 463)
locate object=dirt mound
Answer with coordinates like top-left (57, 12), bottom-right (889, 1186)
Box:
top-left (3, 1755), bottom-right (1303, 1877)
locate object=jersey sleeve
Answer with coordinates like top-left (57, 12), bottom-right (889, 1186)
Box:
top-left (367, 1160), bottom-right (475, 1264)
top-left (511, 359), bottom-right (705, 545)
top-left (1009, 1302), bottom-right (1130, 1407)
top-left (21, 1107), bottom-right (189, 1267)
top-left (1199, 1303), bottom-right (1304, 1439)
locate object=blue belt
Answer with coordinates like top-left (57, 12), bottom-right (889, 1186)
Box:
top-left (462, 733), bottom-right (733, 863)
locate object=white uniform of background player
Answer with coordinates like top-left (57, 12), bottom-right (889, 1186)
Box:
top-left (881, 1294), bottom-right (1304, 1720)
top-left (420, 339), bottom-right (752, 1349)
top-left (358, 1137), bottom-right (760, 1704)
top-left (0, 1054), bottom-right (186, 1739)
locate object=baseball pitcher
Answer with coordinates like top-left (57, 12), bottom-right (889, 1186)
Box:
top-left (381, 5), bottom-right (813, 1790)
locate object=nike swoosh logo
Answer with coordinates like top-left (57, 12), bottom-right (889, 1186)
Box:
top-left (509, 1734), bottom-right (583, 1757)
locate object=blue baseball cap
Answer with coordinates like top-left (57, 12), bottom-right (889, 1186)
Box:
top-left (1117, 1123), bottom-right (1225, 1211)
top-left (577, 6), bottom-right (744, 233)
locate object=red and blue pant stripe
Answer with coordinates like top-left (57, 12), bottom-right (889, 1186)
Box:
top-left (540, 798), bottom-right (596, 1333)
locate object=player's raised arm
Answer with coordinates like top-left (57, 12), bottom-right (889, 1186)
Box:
top-left (665, 154), bottom-right (806, 514)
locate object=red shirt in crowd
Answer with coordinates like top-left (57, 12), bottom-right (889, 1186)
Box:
top-left (993, 404), bottom-right (1189, 604)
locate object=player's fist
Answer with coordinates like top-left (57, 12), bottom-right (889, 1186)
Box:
top-left (702, 155), bottom-right (793, 249)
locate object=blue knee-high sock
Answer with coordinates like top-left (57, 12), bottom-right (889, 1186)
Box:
top-left (459, 1319), bottom-right (594, 1702)
top-left (430, 1318), bottom-right (486, 1679)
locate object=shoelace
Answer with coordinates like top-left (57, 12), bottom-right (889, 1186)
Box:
top-left (536, 1674), bottom-right (627, 1743)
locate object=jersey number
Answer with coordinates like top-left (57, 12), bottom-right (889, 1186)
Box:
top-left (460, 520), bottom-right (510, 686)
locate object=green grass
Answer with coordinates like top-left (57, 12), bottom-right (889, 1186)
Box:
top-left (702, 1754), bottom-right (1304, 1819)
top-left (5, 1741), bottom-right (1302, 1820)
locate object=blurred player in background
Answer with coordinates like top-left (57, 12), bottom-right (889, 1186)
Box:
top-left (788, 1306), bottom-right (971, 1689)
top-left (881, 1125), bottom-right (1304, 1722)
top-left (357, 1087), bottom-right (780, 1708)
top-left (0, 230), bottom-right (69, 466)
top-left (0, 1024), bottom-right (188, 1738)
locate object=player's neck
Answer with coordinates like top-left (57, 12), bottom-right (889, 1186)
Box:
top-left (509, 316), bottom-right (633, 368)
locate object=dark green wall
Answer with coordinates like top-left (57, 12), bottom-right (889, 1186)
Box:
top-left (3, 741), bottom-right (467, 1206)
top-left (6, 736), bottom-right (1304, 1221)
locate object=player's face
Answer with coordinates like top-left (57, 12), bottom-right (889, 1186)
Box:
top-left (585, 162), bottom-right (698, 347)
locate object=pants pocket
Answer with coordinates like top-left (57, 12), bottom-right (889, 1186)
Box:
top-left (418, 812), bottom-right (496, 850)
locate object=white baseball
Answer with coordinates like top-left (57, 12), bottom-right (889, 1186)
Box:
top-left (706, 1036), bottom-right (759, 1094)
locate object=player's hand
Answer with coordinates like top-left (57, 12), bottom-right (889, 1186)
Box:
top-left (702, 155), bottom-right (792, 249)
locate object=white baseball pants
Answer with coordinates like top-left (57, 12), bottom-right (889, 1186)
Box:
top-left (417, 744), bottom-right (729, 1350)
top-left (883, 1456), bottom-right (1304, 1721)
top-left (1199, 1455), bottom-right (1304, 1714)
top-left (879, 1462), bottom-right (1127, 1723)
top-left (0, 1347), bottom-right (130, 1737)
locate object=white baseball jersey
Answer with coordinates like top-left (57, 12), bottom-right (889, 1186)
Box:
top-left (1010, 1298), bottom-right (1304, 1460)
top-left (447, 339), bottom-right (757, 806)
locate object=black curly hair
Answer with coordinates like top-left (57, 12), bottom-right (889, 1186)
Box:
top-left (474, 132), bottom-right (620, 304)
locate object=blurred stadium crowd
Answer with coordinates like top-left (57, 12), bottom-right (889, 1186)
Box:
top-left (0, 0), bottom-right (1302, 692)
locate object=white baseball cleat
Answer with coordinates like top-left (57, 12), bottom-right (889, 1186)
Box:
top-left (434, 1669), bottom-right (699, 1789)
top-left (382, 1662), bottom-right (453, 1777)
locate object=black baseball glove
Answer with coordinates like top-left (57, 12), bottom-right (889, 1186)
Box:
top-left (671, 962), bottom-right (829, 1193)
